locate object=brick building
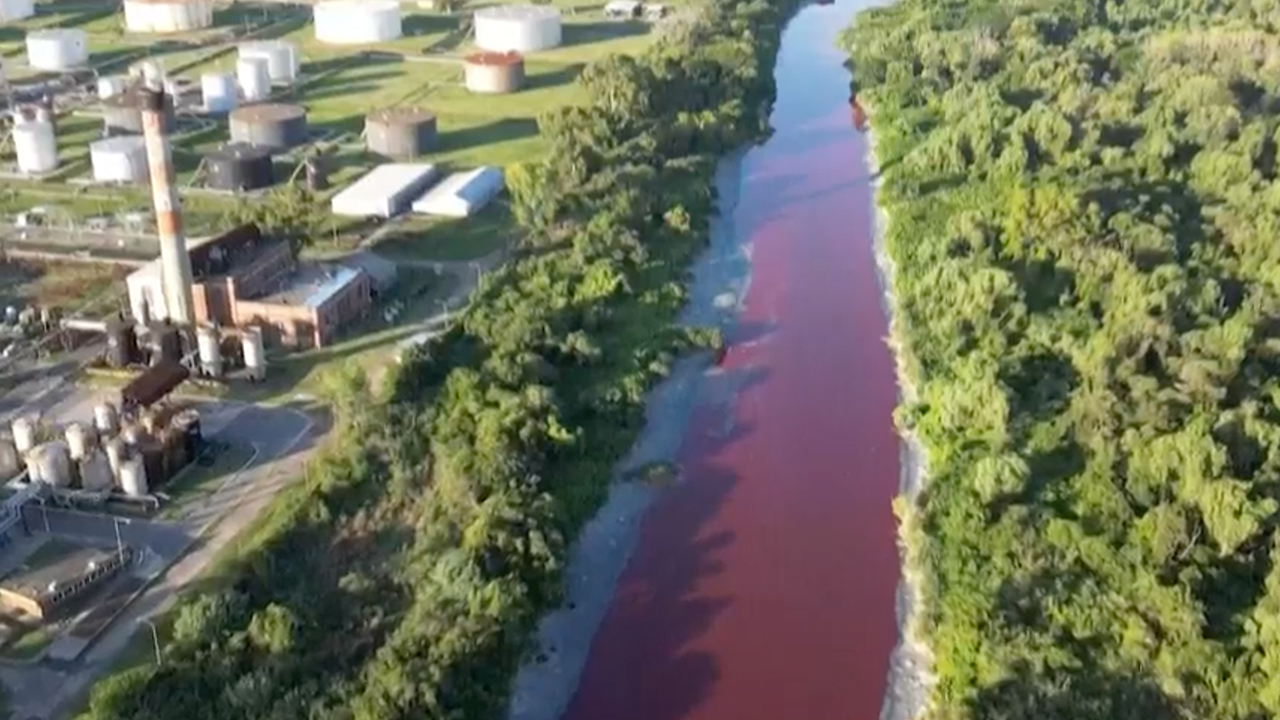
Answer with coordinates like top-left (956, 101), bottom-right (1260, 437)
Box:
top-left (126, 225), bottom-right (375, 348)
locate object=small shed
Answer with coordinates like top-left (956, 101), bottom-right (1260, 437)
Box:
top-left (411, 166), bottom-right (504, 218)
top-left (331, 163), bottom-right (441, 218)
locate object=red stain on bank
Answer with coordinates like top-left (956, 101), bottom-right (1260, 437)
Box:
top-left (563, 62), bottom-right (902, 720)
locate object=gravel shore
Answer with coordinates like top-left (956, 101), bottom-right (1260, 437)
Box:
top-left (865, 134), bottom-right (937, 720)
top-left (506, 151), bottom-right (754, 720)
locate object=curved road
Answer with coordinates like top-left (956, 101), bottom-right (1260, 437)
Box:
top-left (563, 2), bottom-right (902, 719)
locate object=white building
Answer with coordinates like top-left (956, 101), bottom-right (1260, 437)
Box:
top-left (411, 166), bottom-right (504, 218)
top-left (331, 164), bottom-right (441, 218)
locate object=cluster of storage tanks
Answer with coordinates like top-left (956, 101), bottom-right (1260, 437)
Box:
top-left (1, 402), bottom-right (202, 499)
top-left (104, 318), bottom-right (267, 381)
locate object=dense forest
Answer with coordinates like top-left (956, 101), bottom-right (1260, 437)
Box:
top-left (845, 0), bottom-right (1280, 717)
top-left (78, 0), bottom-right (796, 718)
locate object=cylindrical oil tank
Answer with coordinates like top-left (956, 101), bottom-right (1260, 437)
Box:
top-left (365, 107), bottom-right (437, 159)
top-left (237, 41), bottom-right (298, 86)
top-left (463, 51), bottom-right (525, 94)
top-left (104, 317), bottom-right (138, 368)
top-left (205, 142), bottom-right (274, 191)
top-left (229, 103), bottom-right (307, 150)
top-left (474, 4), bottom-right (562, 53)
top-left (119, 455), bottom-right (148, 497)
top-left (149, 321), bottom-right (182, 365)
top-left (13, 121), bottom-right (58, 175)
top-left (304, 155), bottom-right (328, 190)
top-left (123, 0), bottom-right (214, 33)
top-left (97, 75), bottom-right (130, 100)
top-left (79, 450), bottom-right (114, 491)
top-left (201, 71), bottom-right (237, 113)
top-left (235, 56), bottom-right (271, 101)
top-left (196, 325), bottom-right (222, 376)
top-left (64, 422), bottom-right (95, 461)
top-left (26, 441), bottom-right (71, 488)
top-left (94, 402), bottom-right (119, 435)
top-left (11, 417), bottom-right (35, 454)
top-left (170, 409), bottom-right (202, 459)
top-left (103, 87), bottom-right (175, 136)
top-left (0, 0), bottom-right (34, 21)
top-left (0, 437), bottom-right (19, 479)
top-left (314, 0), bottom-right (402, 44)
top-left (90, 136), bottom-right (148, 183)
top-left (26, 29), bottom-right (89, 72)
top-left (103, 436), bottom-right (126, 479)
top-left (242, 327), bottom-right (265, 381)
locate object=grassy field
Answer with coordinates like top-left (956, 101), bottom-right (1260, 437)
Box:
top-left (0, 260), bottom-right (126, 309)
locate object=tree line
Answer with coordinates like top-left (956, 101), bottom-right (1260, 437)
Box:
top-left (78, 0), bottom-right (798, 718)
top-left (845, 0), bottom-right (1280, 716)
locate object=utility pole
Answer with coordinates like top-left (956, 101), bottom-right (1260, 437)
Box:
top-left (139, 617), bottom-right (162, 666)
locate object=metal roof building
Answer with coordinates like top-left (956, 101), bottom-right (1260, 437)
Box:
top-left (331, 163), bottom-right (441, 218)
top-left (411, 166), bottom-right (504, 218)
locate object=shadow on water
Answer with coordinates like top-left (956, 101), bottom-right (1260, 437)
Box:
top-left (564, 365), bottom-right (772, 720)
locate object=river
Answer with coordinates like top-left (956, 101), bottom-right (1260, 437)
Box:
top-left (558, 1), bottom-right (905, 719)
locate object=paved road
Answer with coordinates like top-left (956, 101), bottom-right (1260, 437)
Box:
top-left (0, 402), bottom-right (316, 720)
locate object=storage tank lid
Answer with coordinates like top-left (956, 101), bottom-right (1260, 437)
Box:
top-left (230, 103), bottom-right (306, 122)
top-left (465, 50), bottom-right (524, 66)
top-left (366, 107), bottom-right (436, 125)
top-left (207, 141), bottom-right (273, 161)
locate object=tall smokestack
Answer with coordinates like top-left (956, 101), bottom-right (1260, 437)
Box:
top-left (139, 69), bottom-right (195, 327)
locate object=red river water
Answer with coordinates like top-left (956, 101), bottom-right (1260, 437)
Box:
top-left (562, 2), bottom-right (903, 719)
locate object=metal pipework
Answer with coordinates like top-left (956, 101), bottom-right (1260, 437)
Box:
top-left (140, 77), bottom-right (195, 327)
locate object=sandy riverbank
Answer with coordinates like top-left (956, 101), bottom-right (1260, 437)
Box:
top-left (505, 151), bottom-right (755, 720)
top-left (865, 131), bottom-right (938, 720)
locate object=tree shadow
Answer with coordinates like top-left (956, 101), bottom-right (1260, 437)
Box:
top-left (525, 62), bottom-right (586, 91)
top-left (436, 117), bottom-right (539, 153)
top-left (559, 20), bottom-right (649, 47)
top-left (968, 661), bottom-right (1187, 720)
top-left (301, 70), bottom-right (405, 104)
top-left (402, 12), bottom-right (462, 36)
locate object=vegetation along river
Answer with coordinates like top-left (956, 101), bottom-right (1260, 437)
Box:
top-left (561, 1), bottom-right (903, 718)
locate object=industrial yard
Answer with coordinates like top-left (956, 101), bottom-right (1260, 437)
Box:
top-left (0, 0), bottom-right (685, 716)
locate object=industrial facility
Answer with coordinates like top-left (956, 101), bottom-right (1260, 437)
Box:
top-left (474, 4), bottom-right (563, 53)
top-left (229, 102), bottom-right (308, 150)
top-left (0, 541), bottom-right (132, 621)
top-left (412, 166), bottom-right (504, 218)
top-left (313, 0), bottom-right (403, 44)
top-left (126, 224), bottom-right (375, 349)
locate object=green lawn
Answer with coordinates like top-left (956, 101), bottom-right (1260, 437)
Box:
top-left (371, 201), bottom-right (514, 261)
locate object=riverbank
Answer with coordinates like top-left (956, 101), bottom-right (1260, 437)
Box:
top-left (864, 127), bottom-right (936, 720)
top-left (508, 151), bottom-right (752, 720)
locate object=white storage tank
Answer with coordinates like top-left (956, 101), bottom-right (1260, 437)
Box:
top-left (79, 450), bottom-right (114, 492)
top-left (90, 136), bottom-right (148, 183)
top-left (474, 4), bottom-right (562, 53)
top-left (97, 75), bottom-right (130, 100)
top-left (123, 0), bottom-right (215, 33)
top-left (103, 436), bottom-right (126, 480)
top-left (314, 0), bottom-right (403, 44)
top-left (0, 0), bottom-right (33, 21)
top-left (0, 437), bottom-right (19, 479)
top-left (26, 29), bottom-right (89, 72)
top-left (119, 456), bottom-right (148, 497)
top-left (94, 402), bottom-right (119, 435)
top-left (26, 441), bottom-right (71, 487)
top-left (64, 422), bottom-right (95, 461)
top-left (201, 72), bottom-right (237, 113)
top-left (13, 121), bottom-right (58, 175)
top-left (236, 57), bottom-right (270, 101)
top-left (242, 327), bottom-right (265, 381)
top-left (11, 417), bottom-right (35, 454)
top-left (197, 324), bottom-right (222, 376)
top-left (238, 41), bottom-right (298, 86)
